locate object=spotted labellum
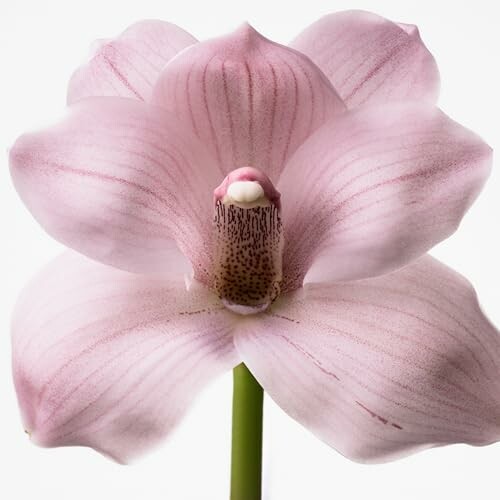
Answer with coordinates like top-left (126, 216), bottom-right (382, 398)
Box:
top-left (213, 167), bottom-right (283, 313)
top-left (9, 9), bottom-right (498, 483)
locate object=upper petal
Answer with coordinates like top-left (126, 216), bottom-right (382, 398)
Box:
top-left (13, 251), bottom-right (239, 463)
top-left (278, 103), bottom-right (492, 289)
top-left (290, 10), bottom-right (440, 108)
top-left (9, 97), bottom-right (219, 283)
top-left (151, 23), bottom-right (346, 181)
top-left (235, 256), bottom-right (500, 463)
top-left (67, 20), bottom-right (197, 104)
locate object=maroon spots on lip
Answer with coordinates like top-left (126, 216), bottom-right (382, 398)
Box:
top-left (213, 201), bottom-right (283, 311)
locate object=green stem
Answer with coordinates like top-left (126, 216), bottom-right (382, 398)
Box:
top-left (230, 363), bottom-right (264, 500)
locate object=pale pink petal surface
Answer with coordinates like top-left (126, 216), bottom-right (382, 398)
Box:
top-left (235, 256), bottom-right (500, 463)
top-left (10, 97), bottom-right (219, 283)
top-left (152, 24), bottom-right (346, 181)
top-left (9, 15), bottom-right (497, 467)
top-left (290, 10), bottom-right (440, 108)
top-left (12, 251), bottom-right (239, 463)
top-left (279, 103), bottom-right (492, 289)
top-left (68, 20), bottom-right (197, 103)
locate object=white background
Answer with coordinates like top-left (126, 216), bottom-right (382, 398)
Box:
top-left (1, 0), bottom-right (500, 499)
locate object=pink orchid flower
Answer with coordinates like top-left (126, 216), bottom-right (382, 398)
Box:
top-left (9, 10), bottom-right (497, 467)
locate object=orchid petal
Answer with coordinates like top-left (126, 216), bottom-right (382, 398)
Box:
top-left (152, 23), bottom-right (345, 181)
top-left (235, 256), bottom-right (500, 463)
top-left (12, 251), bottom-right (239, 463)
top-left (278, 103), bottom-right (491, 289)
top-left (290, 10), bottom-right (440, 108)
top-left (67, 20), bottom-right (197, 104)
top-left (10, 97), bottom-right (219, 283)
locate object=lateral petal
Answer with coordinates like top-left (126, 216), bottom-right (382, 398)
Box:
top-left (236, 256), bottom-right (500, 463)
top-left (13, 251), bottom-right (239, 462)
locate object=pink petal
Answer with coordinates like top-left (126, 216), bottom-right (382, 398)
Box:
top-left (10, 97), bottom-right (219, 283)
top-left (278, 103), bottom-right (492, 289)
top-left (151, 23), bottom-right (345, 181)
top-left (13, 251), bottom-right (239, 463)
top-left (290, 10), bottom-right (440, 108)
top-left (67, 20), bottom-right (197, 104)
top-left (235, 256), bottom-right (500, 463)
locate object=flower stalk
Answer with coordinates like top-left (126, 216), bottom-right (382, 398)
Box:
top-left (230, 363), bottom-right (264, 500)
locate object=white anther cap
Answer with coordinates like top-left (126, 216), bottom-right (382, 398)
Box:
top-left (226, 181), bottom-right (265, 204)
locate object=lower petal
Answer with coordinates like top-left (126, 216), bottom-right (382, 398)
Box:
top-left (12, 251), bottom-right (239, 463)
top-left (235, 256), bottom-right (500, 463)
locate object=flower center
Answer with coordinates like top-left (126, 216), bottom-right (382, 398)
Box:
top-left (213, 167), bottom-right (283, 315)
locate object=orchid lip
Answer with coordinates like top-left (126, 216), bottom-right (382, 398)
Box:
top-left (213, 167), bottom-right (283, 315)
top-left (221, 299), bottom-right (270, 315)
